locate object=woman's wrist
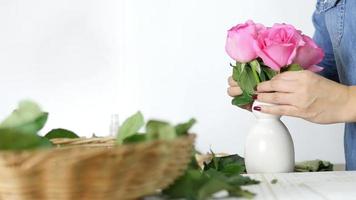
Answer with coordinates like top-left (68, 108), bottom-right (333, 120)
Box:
top-left (344, 86), bottom-right (356, 123)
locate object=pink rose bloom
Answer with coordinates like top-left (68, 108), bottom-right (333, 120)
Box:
top-left (253, 24), bottom-right (304, 71)
top-left (225, 20), bottom-right (265, 63)
top-left (293, 35), bottom-right (324, 72)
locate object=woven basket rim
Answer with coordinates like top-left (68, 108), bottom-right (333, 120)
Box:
top-left (0, 134), bottom-right (195, 154)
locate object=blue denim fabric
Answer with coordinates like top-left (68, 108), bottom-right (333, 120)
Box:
top-left (313, 0), bottom-right (356, 170)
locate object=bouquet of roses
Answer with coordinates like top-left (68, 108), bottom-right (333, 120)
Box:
top-left (225, 20), bottom-right (324, 107)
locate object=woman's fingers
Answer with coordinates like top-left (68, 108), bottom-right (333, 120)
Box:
top-left (256, 92), bottom-right (295, 105)
top-left (254, 104), bottom-right (300, 117)
top-left (257, 79), bottom-right (298, 93)
top-left (228, 76), bottom-right (238, 86)
top-left (227, 86), bottom-right (242, 97)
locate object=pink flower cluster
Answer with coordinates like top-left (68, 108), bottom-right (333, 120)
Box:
top-left (225, 20), bottom-right (324, 72)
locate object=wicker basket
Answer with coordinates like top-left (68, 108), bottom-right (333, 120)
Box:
top-left (0, 135), bottom-right (195, 200)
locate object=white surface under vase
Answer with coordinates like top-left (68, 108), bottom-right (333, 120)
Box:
top-left (245, 100), bottom-right (295, 173)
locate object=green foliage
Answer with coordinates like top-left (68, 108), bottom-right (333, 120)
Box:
top-left (118, 114), bottom-right (196, 145)
top-left (271, 179), bottom-right (278, 184)
top-left (295, 159), bottom-right (333, 172)
top-left (232, 91), bottom-right (253, 107)
top-left (0, 101), bottom-right (48, 134)
top-left (260, 65), bottom-right (277, 81)
top-left (0, 129), bottom-right (52, 150)
top-left (162, 153), bottom-right (259, 200)
top-left (231, 61), bottom-right (260, 107)
top-left (44, 128), bottom-right (79, 139)
top-left (146, 120), bottom-right (176, 141)
top-left (175, 118), bottom-right (196, 136)
top-left (230, 60), bottom-right (304, 107)
top-left (122, 134), bottom-right (147, 144)
top-left (0, 101), bottom-right (53, 150)
top-left (203, 154), bottom-right (246, 175)
top-left (282, 63), bottom-right (303, 72)
top-left (116, 112), bottom-right (144, 144)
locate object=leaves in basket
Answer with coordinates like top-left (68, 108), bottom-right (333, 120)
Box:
top-left (117, 111), bottom-right (144, 144)
top-left (117, 112), bottom-right (196, 144)
top-left (44, 128), bottom-right (79, 139)
top-left (0, 100), bottom-right (48, 135)
top-left (0, 129), bottom-right (52, 150)
top-left (175, 118), bottom-right (196, 136)
top-left (146, 120), bottom-right (176, 141)
top-left (122, 134), bottom-right (147, 144)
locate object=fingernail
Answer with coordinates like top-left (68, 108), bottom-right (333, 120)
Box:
top-left (252, 94), bottom-right (258, 100)
top-left (254, 86), bottom-right (258, 91)
top-left (253, 106), bottom-right (261, 111)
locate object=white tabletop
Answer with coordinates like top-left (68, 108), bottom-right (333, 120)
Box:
top-left (240, 171), bottom-right (356, 200)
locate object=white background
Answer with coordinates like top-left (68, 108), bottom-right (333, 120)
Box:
top-left (0, 0), bottom-right (345, 163)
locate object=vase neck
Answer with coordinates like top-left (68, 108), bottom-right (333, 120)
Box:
top-left (252, 100), bottom-right (281, 120)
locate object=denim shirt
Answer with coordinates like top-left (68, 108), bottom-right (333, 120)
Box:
top-left (313, 0), bottom-right (356, 170)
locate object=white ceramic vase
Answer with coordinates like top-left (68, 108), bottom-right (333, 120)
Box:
top-left (245, 100), bottom-right (295, 173)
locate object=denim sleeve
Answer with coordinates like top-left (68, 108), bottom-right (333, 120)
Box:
top-left (312, 9), bottom-right (339, 82)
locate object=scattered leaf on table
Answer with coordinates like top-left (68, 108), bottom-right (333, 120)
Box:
top-left (204, 154), bottom-right (246, 174)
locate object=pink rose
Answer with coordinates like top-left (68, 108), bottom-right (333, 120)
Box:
top-left (225, 20), bottom-right (265, 63)
top-left (293, 35), bottom-right (324, 72)
top-left (253, 24), bottom-right (304, 71)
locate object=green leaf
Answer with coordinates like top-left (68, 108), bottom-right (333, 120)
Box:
top-left (249, 60), bottom-right (261, 75)
top-left (162, 153), bottom-right (259, 200)
top-left (295, 159), bottom-right (333, 172)
top-left (197, 176), bottom-right (231, 200)
top-left (122, 134), bottom-right (147, 144)
top-left (117, 111), bottom-right (144, 144)
top-left (0, 101), bottom-right (48, 134)
top-left (204, 154), bottom-right (246, 175)
top-left (282, 63), bottom-right (303, 72)
top-left (238, 65), bottom-right (257, 95)
top-left (162, 169), bottom-right (207, 199)
top-left (175, 118), bottom-right (196, 136)
top-left (231, 91), bottom-right (253, 107)
top-left (261, 65), bottom-right (277, 80)
top-left (259, 68), bottom-right (267, 82)
top-left (240, 62), bottom-right (246, 73)
top-left (146, 120), bottom-right (176, 140)
top-left (229, 188), bottom-right (256, 199)
top-left (0, 129), bottom-right (53, 150)
top-left (232, 65), bottom-right (240, 82)
top-left (44, 128), bottom-right (79, 139)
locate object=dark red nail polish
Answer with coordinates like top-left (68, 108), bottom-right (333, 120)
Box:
top-left (252, 94), bottom-right (258, 100)
top-left (253, 106), bottom-right (261, 111)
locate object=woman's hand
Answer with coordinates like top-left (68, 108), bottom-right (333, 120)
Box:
top-left (227, 76), bottom-right (252, 111)
top-left (254, 70), bottom-right (355, 124)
